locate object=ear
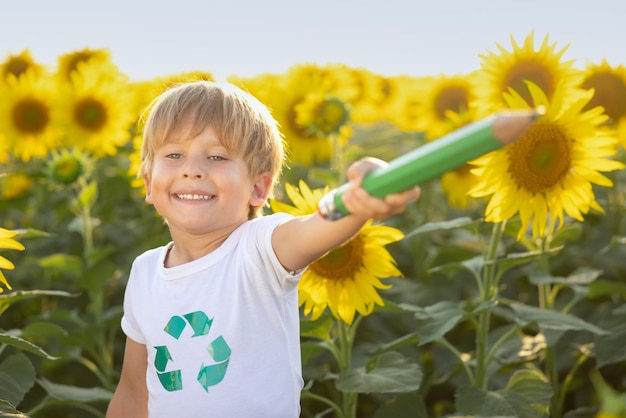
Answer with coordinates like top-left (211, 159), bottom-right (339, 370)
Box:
top-left (143, 175), bottom-right (154, 205)
top-left (249, 172), bottom-right (272, 206)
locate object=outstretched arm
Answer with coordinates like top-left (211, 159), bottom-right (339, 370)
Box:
top-left (106, 338), bottom-right (148, 418)
top-left (272, 157), bottom-right (420, 272)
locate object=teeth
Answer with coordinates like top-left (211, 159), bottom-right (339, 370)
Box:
top-left (177, 194), bottom-right (211, 200)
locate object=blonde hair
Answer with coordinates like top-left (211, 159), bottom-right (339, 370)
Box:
top-left (139, 81), bottom-right (286, 218)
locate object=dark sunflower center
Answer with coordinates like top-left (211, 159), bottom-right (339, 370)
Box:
top-left (506, 62), bottom-right (553, 106)
top-left (581, 72), bottom-right (626, 124)
top-left (74, 98), bottom-right (107, 131)
top-left (315, 98), bottom-right (350, 134)
top-left (309, 235), bottom-right (364, 281)
top-left (288, 101), bottom-right (315, 139)
top-left (65, 52), bottom-right (93, 78)
top-left (378, 78), bottom-right (393, 103)
top-left (4, 58), bottom-right (30, 79)
top-left (508, 123), bottom-right (572, 194)
top-left (12, 98), bottom-right (50, 134)
top-left (435, 86), bottom-right (468, 120)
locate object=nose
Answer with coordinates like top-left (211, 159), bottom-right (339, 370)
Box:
top-left (182, 156), bottom-right (205, 179)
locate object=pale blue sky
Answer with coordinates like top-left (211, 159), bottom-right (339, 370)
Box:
top-left (1, 0), bottom-right (623, 81)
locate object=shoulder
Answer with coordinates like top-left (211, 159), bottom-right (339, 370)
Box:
top-left (235, 213), bottom-right (293, 255)
top-left (248, 212), bottom-right (294, 229)
top-left (131, 244), bottom-right (170, 268)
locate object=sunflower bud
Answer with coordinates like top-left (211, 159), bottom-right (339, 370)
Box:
top-left (45, 148), bottom-right (93, 186)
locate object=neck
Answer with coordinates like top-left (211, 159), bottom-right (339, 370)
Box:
top-left (165, 223), bottom-right (244, 267)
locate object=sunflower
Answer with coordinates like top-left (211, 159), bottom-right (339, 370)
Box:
top-left (474, 30), bottom-right (580, 114)
top-left (57, 58), bottom-right (136, 156)
top-left (127, 133), bottom-right (145, 189)
top-left (0, 173), bottom-right (33, 200)
top-left (45, 147), bottom-right (94, 186)
top-left (260, 64), bottom-right (354, 166)
top-left (578, 59), bottom-right (626, 146)
top-left (385, 75), bottom-right (430, 131)
top-left (294, 93), bottom-right (351, 138)
top-left (0, 70), bottom-right (61, 162)
top-left (132, 70), bottom-right (216, 120)
top-left (469, 81), bottom-right (624, 240)
top-left (0, 228), bottom-right (25, 293)
top-left (269, 180), bottom-right (405, 325)
top-left (56, 47), bottom-right (113, 81)
top-left (412, 72), bottom-right (482, 140)
top-left (343, 68), bottom-right (404, 126)
top-left (0, 49), bottom-right (45, 81)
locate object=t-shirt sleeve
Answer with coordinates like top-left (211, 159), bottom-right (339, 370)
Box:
top-left (253, 213), bottom-right (305, 289)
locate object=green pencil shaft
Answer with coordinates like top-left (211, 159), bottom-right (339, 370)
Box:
top-left (331, 117), bottom-right (500, 217)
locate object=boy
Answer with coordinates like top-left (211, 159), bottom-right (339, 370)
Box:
top-left (106, 81), bottom-right (419, 417)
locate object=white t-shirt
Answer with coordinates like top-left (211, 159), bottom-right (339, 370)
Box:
top-left (121, 213), bottom-right (304, 417)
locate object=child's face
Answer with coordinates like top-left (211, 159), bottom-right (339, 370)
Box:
top-left (143, 125), bottom-right (270, 236)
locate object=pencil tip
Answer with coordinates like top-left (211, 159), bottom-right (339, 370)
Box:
top-left (533, 105), bottom-right (546, 118)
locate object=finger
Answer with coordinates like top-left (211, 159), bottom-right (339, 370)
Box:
top-left (342, 186), bottom-right (387, 219)
top-left (384, 185), bottom-right (421, 206)
top-left (346, 157), bottom-right (387, 185)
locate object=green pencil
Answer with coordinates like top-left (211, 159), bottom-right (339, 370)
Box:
top-left (318, 108), bottom-right (542, 221)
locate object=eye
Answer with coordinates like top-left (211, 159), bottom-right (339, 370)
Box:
top-left (166, 153), bottom-right (183, 159)
top-left (208, 155), bottom-right (226, 161)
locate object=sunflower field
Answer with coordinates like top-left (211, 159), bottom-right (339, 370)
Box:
top-left (2, 30), bottom-right (626, 418)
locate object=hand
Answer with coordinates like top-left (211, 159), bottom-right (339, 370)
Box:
top-left (341, 157), bottom-right (420, 221)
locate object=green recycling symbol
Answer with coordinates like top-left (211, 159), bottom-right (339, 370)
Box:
top-left (154, 311), bottom-right (231, 392)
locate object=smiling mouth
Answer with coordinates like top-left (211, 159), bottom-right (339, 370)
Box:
top-left (176, 193), bottom-right (213, 201)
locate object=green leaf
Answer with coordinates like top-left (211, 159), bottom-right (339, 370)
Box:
top-left (495, 250), bottom-right (556, 273)
top-left (37, 253), bottom-right (83, 278)
top-left (300, 314), bottom-right (333, 341)
top-left (0, 290), bottom-right (76, 316)
top-left (78, 180), bottom-right (98, 209)
top-left (300, 340), bottom-right (331, 366)
top-left (0, 399), bottom-right (30, 417)
top-left (372, 391), bottom-right (429, 418)
top-left (549, 223), bottom-right (582, 247)
top-left (529, 267), bottom-right (601, 286)
top-left (455, 369), bottom-right (552, 417)
top-left (12, 228), bottom-right (54, 239)
top-left (21, 321), bottom-right (69, 339)
top-left (336, 352), bottom-right (422, 394)
top-left (374, 332), bottom-right (421, 355)
top-left (407, 301), bottom-right (465, 346)
top-left (429, 255), bottom-right (484, 279)
top-left (594, 314), bottom-right (626, 367)
top-left (78, 259), bottom-right (117, 295)
top-left (588, 280), bottom-right (626, 299)
top-left (37, 378), bottom-right (112, 402)
top-left (405, 217), bottom-right (479, 239)
top-left (0, 333), bottom-right (59, 360)
top-left (509, 303), bottom-right (608, 335)
top-left (0, 354), bottom-right (35, 407)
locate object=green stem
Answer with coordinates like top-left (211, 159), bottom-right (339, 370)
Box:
top-left (485, 324), bottom-right (519, 368)
top-left (337, 320), bottom-right (357, 418)
top-left (436, 338), bottom-right (475, 385)
top-left (556, 346), bottom-right (591, 416)
top-left (77, 180), bottom-right (114, 387)
top-left (475, 221), bottom-right (504, 389)
top-left (537, 238), bottom-right (560, 418)
top-left (331, 133), bottom-right (346, 185)
top-left (78, 179), bottom-right (94, 257)
top-left (301, 391), bottom-right (345, 418)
